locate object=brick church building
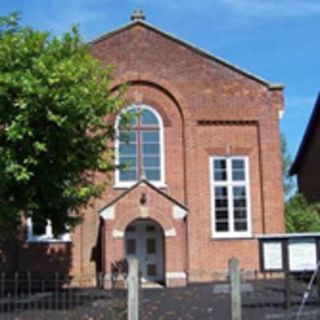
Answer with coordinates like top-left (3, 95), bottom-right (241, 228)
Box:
top-left (8, 11), bottom-right (285, 287)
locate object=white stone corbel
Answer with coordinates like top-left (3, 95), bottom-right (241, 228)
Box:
top-left (164, 228), bottom-right (176, 237)
top-left (166, 272), bottom-right (187, 279)
top-left (139, 206), bottom-right (149, 218)
top-left (172, 205), bottom-right (187, 220)
top-left (100, 206), bottom-right (115, 221)
top-left (112, 229), bottom-right (124, 238)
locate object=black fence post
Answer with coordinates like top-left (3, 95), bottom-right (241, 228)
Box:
top-left (14, 272), bottom-right (18, 297)
top-left (282, 239), bottom-right (291, 309)
top-left (55, 272), bottom-right (59, 310)
top-left (14, 272), bottom-right (18, 312)
top-left (27, 272), bottom-right (31, 311)
top-left (0, 272), bottom-right (4, 313)
top-left (316, 239), bottom-right (320, 300)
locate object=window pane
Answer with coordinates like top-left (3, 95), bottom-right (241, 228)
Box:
top-left (233, 187), bottom-right (246, 197)
top-left (232, 159), bottom-right (244, 169)
top-left (143, 144), bottom-right (159, 155)
top-left (216, 222), bottom-right (228, 231)
top-left (215, 187), bottom-right (227, 198)
top-left (214, 159), bottom-right (226, 169)
top-left (215, 198), bottom-right (228, 208)
top-left (145, 169), bottom-right (160, 180)
top-left (141, 109), bottom-right (158, 125)
top-left (216, 210), bottom-right (228, 219)
top-left (147, 264), bottom-right (157, 276)
top-left (120, 157), bottom-right (137, 168)
top-left (234, 221), bottom-right (247, 231)
top-left (126, 226), bottom-right (135, 232)
top-left (142, 131), bottom-right (159, 143)
top-left (146, 226), bottom-right (156, 232)
top-left (232, 170), bottom-right (245, 181)
top-left (234, 209), bottom-right (247, 219)
top-left (126, 239), bottom-right (136, 255)
top-left (233, 198), bottom-right (247, 208)
top-left (119, 131), bottom-right (136, 143)
top-left (33, 219), bottom-right (47, 235)
top-left (119, 109), bottom-right (138, 128)
top-left (120, 170), bottom-right (137, 181)
top-left (143, 157), bottom-right (160, 167)
top-left (146, 238), bottom-right (156, 254)
top-left (214, 170), bottom-right (227, 181)
top-left (119, 144), bottom-right (136, 155)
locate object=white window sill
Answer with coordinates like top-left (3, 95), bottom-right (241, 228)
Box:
top-left (114, 181), bottom-right (167, 189)
top-left (211, 233), bottom-right (253, 240)
top-left (27, 234), bottom-right (71, 243)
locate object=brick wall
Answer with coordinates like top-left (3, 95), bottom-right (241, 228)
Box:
top-left (89, 23), bottom-right (285, 283)
top-left (2, 22), bottom-right (285, 286)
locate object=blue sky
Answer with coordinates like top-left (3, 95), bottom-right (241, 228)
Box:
top-left (2, 0), bottom-right (320, 160)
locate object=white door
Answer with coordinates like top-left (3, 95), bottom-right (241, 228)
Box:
top-left (125, 220), bottom-right (163, 282)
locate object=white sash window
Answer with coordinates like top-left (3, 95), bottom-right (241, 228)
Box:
top-left (27, 217), bottom-right (71, 242)
top-left (210, 156), bottom-right (252, 238)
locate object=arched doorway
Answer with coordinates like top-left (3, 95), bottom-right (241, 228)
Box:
top-left (125, 219), bottom-right (164, 283)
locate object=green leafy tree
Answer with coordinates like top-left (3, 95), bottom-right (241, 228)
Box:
top-left (285, 194), bottom-right (320, 232)
top-left (281, 134), bottom-right (320, 232)
top-left (0, 13), bottom-right (125, 234)
top-left (281, 134), bottom-right (295, 199)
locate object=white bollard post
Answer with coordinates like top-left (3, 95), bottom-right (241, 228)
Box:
top-left (229, 257), bottom-right (242, 320)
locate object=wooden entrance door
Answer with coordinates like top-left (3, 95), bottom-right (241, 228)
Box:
top-left (125, 220), bottom-right (164, 282)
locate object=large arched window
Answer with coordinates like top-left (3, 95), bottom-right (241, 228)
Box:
top-left (115, 105), bottom-right (164, 186)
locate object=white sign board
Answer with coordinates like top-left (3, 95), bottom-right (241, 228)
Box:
top-left (289, 239), bottom-right (317, 271)
top-left (263, 241), bottom-right (283, 270)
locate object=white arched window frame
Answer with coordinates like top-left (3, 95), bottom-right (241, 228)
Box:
top-left (115, 104), bottom-right (166, 188)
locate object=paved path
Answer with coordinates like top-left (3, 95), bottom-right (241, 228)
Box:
top-left (142, 282), bottom-right (320, 320)
top-left (1, 280), bottom-right (320, 319)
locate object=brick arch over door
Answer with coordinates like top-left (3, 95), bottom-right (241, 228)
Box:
top-left (114, 207), bottom-right (176, 235)
top-left (110, 72), bottom-right (192, 126)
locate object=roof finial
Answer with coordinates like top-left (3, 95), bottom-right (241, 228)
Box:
top-left (140, 167), bottom-right (146, 180)
top-left (131, 9), bottom-right (146, 21)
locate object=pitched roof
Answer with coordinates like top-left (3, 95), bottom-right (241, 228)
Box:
top-left (290, 93), bottom-right (320, 175)
top-left (98, 179), bottom-right (188, 213)
top-left (90, 20), bottom-right (283, 90)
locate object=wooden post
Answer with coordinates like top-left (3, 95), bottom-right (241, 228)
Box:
top-left (229, 257), bottom-right (242, 320)
top-left (127, 258), bottom-right (139, 320)
top-left (282, 239), bottom-right (291, 309)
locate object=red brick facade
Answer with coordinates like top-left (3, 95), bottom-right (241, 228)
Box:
top-left (4, 18), bottom-right (285, 287)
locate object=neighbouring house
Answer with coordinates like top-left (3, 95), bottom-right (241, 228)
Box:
top-left (290, 93), bottom-right (320, 202)
top-left (3, 11), bottom-right (285, 288)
